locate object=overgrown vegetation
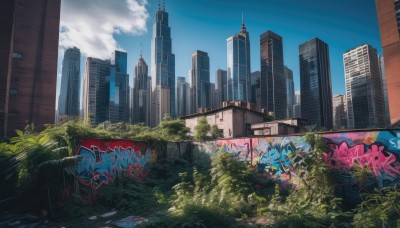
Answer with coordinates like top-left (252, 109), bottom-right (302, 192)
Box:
top-left (193, 116), bottom-right (220, 141)
top-left (1, 122), bottom-right (399, 227)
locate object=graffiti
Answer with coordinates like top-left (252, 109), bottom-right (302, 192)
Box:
top-left (324, 142), bottom-right (400, 186)
top-left (252, 137), bottom-right (310, 184)
top-left (75, 139), bottom-right (154, 201)
top-left (216, 139), bottom-right (251, 162)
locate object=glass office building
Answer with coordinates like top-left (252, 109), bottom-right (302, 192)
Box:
top-left (344, 44), bottom-right (385, 129)
top-left (58, 47), bottom-right (81, 118)
top-left (260, 31), bottom-right (287, 119)
top-left (285, 66), bottom-right (295, 118)
top-left (299, 38), bottom-right (333, 130)
top-left (226, 20), bottom-right (251, 102)
top-left (110, 51), bottom-right (129, 123)
top-left (84, 58), bottom-right (113, 127)
top-left (151, 4), bottom-right (175, 126)
top-left (133, 54), bottom-right (150, 125)
top-left (191, 50), bottom-right (210, 113)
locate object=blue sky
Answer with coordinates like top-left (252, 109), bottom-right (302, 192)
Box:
top-left (58, 0), bottom-right (382, 102)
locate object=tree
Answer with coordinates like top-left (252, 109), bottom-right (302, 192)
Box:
top-left (152, 114), bottom-right (191, 142)
top-left (194, 116), bottom-right (211, 141)
top-left (210, 125), bottom-right (221, 139)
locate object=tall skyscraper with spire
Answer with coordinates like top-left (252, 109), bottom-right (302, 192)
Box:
top-left (133, 49), bottom-right (150, 125)
top-left (226, 16), bottom-right (251, 102)
top-left (151, 1), bottom-right (175, 126)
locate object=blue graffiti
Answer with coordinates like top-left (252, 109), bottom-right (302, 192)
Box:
top-left (76, 146), bottom-right (153, 189)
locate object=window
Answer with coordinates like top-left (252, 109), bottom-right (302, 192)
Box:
top-left (12, 52), bottom-right (23, 59)
top-left (10, 88), bottom-right (18, 95)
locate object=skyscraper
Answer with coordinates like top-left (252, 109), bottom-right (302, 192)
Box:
top-left (84, 58), bottom-right (113, 127)
top-left (151, 3), bottom-right (175, 126)
top-left (251, 71), bottom-right (261, 107)
top-left (293, 91), bottom-right (301, 118)
top-left (0, 0), bottom-right (61, 139)
top-left (110, 51), bottom-right (129, 123)
top-left (299, 38), bottom-right (333, 130)
top-left (332, 94), bottom-right (347, 130)
top-left (343, 44), bottom-right (385, 129)
top-left (176, 76), bottom-right (191, 117)
top-left (133, 53), bottom-right (150, 125)
top-left (376, 0), bottom-right (400, 125)
top-left (191, 50), bottom-right (210, 113)
top-left (215, 69), bottom-right (227, 108)
top-left (260, 31), bottom-right (287, 119)
top-left (226, 18), bottom-right (251, 102)
top-left (58, 47), bottom-right (81, 120)
top-left (378, 56), bottom-right (391, 127)
top-left (285, 66), bottom-right (295, 118)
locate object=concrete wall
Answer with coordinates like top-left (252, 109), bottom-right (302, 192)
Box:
top-left (74, 129), bottom-right (400, 203)
top-left (192, 130), bottom-right (400, 189)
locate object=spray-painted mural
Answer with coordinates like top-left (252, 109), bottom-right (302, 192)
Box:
top-left (251, 137), bottom-right (311, 186)
top-left (323, 131), bottom-right (400, 187)
top-left (193, 130), bottom-right (400, 189)
top-left (75, 139), bottom-right (155, 201)
top-left (215, 138), bottom-right (252, 162)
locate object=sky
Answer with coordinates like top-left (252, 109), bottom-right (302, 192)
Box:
top-left (56, 0), bottom-right (382, 107)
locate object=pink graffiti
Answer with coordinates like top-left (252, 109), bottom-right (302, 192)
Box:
top-left (324, 142), bottom-right (400, 178)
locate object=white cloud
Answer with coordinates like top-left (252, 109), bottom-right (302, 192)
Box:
top-left (59, 0), bottom-right (149, 59)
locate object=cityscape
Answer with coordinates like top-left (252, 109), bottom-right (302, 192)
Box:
top-left (1, 0), bottom-right (399, 140)
top-left (1, 0), bottom-right (400, 227)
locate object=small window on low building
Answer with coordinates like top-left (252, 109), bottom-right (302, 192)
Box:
top-left (10, 88), bottom-right (18, 95)
top-left (12, 52), bottom-right (23, 59)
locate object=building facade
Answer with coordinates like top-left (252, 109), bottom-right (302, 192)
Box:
top-left (181, 104), bottom-right (264, 139)
top-left (378, 56), bottom-right (391, 127)
top-left (375, 0), bottom-right (400, 125)
top-left (260, 31), bottom-right (287, 119)
top-left (151, 4), bottom-right (175, 126)
top-left (58, 47), bottom-right (81, 120)
top-left (176, 76), bottom-right (191, 117)
top-left (299, 38), bottom-right (333, 130)
top-left (133, 54), bottom-right (150, 125)
top-left (226, 19), bottom-right (251, 102)
top-left (251, 71), bottom-right (261, 107)
top-left (110, 51), bottom-right (129, 123)
top-left (215, 69), bottom-right (227, 108)
top-left (191, 50), bottom-right (210, 113)
top-left (285, 66), bottom-right (295, 118)
top-left (332, 94), bottom-right (347, 130)
top-left (344, 44), bottom-right (386, 129)
top-left (293, 91), bottom-right (301, 118)
top-left (84, 58), bottom-right (113, 127)
top-left (0, 0), bottom-right (61, 139)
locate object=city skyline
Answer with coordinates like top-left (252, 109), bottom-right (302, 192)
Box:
top-left (56, 0), bottom-right (382, 107)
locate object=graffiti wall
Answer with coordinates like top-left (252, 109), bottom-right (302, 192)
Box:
top-left (323, 131), bottom-right (400, 187)
top-left (75, 138), bottom-right (155, 201)
top-left (251, 136), bottom-right (310, 186)
top-left (215, 138), bottom-right (252, 162)
top-left (193, 130), bottom-right (400, 189)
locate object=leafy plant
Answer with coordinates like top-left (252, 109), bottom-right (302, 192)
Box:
top-left (267, 133), bottom-right (351, 226)
top-left (193, 116), bottom-right (211, 141)
top-left (353, 186), bottom-right (400, 228)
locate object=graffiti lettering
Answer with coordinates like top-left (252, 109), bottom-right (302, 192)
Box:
top-left (324, 142), bottom-right (400, 179)
top-left (76, 145), bottom-right (153, 191)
